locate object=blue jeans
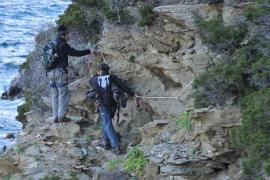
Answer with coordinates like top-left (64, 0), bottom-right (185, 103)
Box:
top-left (99, 105), bottom-right (119, 149)
top-left (47, 68), bottom-right (69, 119)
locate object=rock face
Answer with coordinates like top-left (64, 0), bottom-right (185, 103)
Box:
top-left (3, 0), bottom-right (252, 179)
top-left (143, 108), bottom-right (242, 180)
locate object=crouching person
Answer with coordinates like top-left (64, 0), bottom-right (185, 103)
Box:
top-left (87, 63), bottom-right (137, 154)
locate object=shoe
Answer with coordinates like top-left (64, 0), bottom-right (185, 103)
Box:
top-left (112, 147), bottom-right (122, 155)
top-left (59, 116), bottom-right (71, 122)
top-left (53, 118), bottom-right (58, 123)
top-left (97, 140), bottom-right (111, 150)
top-left (106, 142), bottom-right (112, 150)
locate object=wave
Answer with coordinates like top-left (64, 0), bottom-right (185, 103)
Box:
top-left (2, 62), bottom-right (20, 69)
top-left (0, 41), bottom-right (23, 48)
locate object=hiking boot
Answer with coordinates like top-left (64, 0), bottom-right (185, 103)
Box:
top-left (112, 147), bottom-right (122, 155)
top-left (59, 116), bottom-right (71, 123)
top-left (53, 118), bottom-right (58, 123)
top-left (98, 143), bottom-right (111, 150)
top-left (97, 139), bottom-right (111, 150)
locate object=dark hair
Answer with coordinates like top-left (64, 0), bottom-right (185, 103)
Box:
top-left (99, 63), bottom-right (110, 72)
top-left (57, 25), bottom-right (69, 35)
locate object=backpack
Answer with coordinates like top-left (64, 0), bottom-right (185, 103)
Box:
top-left (42, 40), bottom-right (59, 72)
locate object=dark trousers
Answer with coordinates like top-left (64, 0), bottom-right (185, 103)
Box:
top-left (99, 105), bottom-right (119, 149)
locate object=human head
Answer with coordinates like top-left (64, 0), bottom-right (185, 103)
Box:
top-left (57, 25), bottom-right (69, 41)
top-left (98, 63), bottom-right (110, 75)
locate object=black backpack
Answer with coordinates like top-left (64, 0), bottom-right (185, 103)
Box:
top-left (42, 40), bottom-right (59, 72)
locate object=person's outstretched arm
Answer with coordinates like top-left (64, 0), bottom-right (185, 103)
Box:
top-left (63, 43), bottom-right (91, 57)
top-left (111, 75), bottom-right (135, 97)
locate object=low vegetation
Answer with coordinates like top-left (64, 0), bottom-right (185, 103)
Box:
top-left (67, 171), bottom-right (79, 180)
top-left (193, 0), bottom-right (270, 178)
top-left (174, 111), bottom-right (192, 132)
top-left (128, 55), bottom-right (136, 63)
top-left (57, 4), bottom-right (88, 28)
top-left (138, 5), bottom-right (157, 26)
top-left (106, 147), bottom-right (149, 177)
top-left (124, 147), bottom-right (149, 177)
top-left (16, 91), bottom-right (32, 123)
top-left (193, 13), bottom-right (247, 53)
top-left (106, 158), bottom-right (123, 172)
top-left (243, 0), bottom-right (270, 21)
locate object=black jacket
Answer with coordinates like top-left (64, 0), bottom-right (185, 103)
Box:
top-left (90, 73), bottom-right (135, 97)
top-left (56, 37), bottom-right (90, 69)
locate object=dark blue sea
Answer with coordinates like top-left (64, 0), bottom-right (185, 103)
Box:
top-left (0, 0), bottom-right (70, 151)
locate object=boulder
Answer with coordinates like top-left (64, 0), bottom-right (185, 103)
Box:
top-left (148, 142), bottom-right (229, 179)
top-left (192, 107), bottom-right (242, 137)
top-left (91, 167), bottom-right (129, 180)
top-left (191, 107), bottom-right (242, 156)
top-left (67, 147), bottom-right (84, 160)
top-left (222, 5), bottom-right (246, 26)
top-left (140, 120), bottom-right (169, 145)
top-left (4, 133), bottom-right (15, 139)
top-left (69, 77), bottom-right (89, 106)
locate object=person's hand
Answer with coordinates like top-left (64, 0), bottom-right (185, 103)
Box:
top-left (86, 59), bottom-right (93, 69)
top-left (134, 94), bottom-right (140, 101)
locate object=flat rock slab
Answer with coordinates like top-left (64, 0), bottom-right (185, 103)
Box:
top-left (192, 107), bottom-right (242, 137)
top-left (148, 142), bottom-right (228, 178)
top-left (51, 122), bottom-right (80, 139)
top-left (92, 167), bottom-right (129, 180)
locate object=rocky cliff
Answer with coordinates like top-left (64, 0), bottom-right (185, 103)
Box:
top-left (1, 0), bottom-right (255, 179)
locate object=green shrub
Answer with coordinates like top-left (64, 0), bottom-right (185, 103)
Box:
top-left (13, 146), bottom-right (24, 155)
top-left (138, 5), bottom-right (157, 27)
top-left (193, 0), bottom-right (270, 178)
top-left (174, 111), bottom-right (192, 132)
top-left (16, 91), bottom-right (32, 123)
top-left (106, 158), bottom-right (123, 172)
top-left (85, 134), bottom-right (94, 143)
top-left (230, 89), bottom-right (270, 177)
top-left (57, 4), bottom-right (88, 28)
top-left (128, 55), bottom-right (136, 63)
top-left (193, 14), bottom-right (247, 53)
top-left (192, 37), bottom-right (269, 108)
top-left (124, 147), bottom-right (149, 177)
top-left (19, 60), bottom-right (29, 72)
top-left (193, 63), bottom-right (242, 108)
top-left (243, 0), bottom-right (270, 21)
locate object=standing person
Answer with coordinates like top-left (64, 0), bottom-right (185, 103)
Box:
top-left (48, 25), bottom-right (97, 123)
top-left (89, 63), bottom-right (138, 154)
